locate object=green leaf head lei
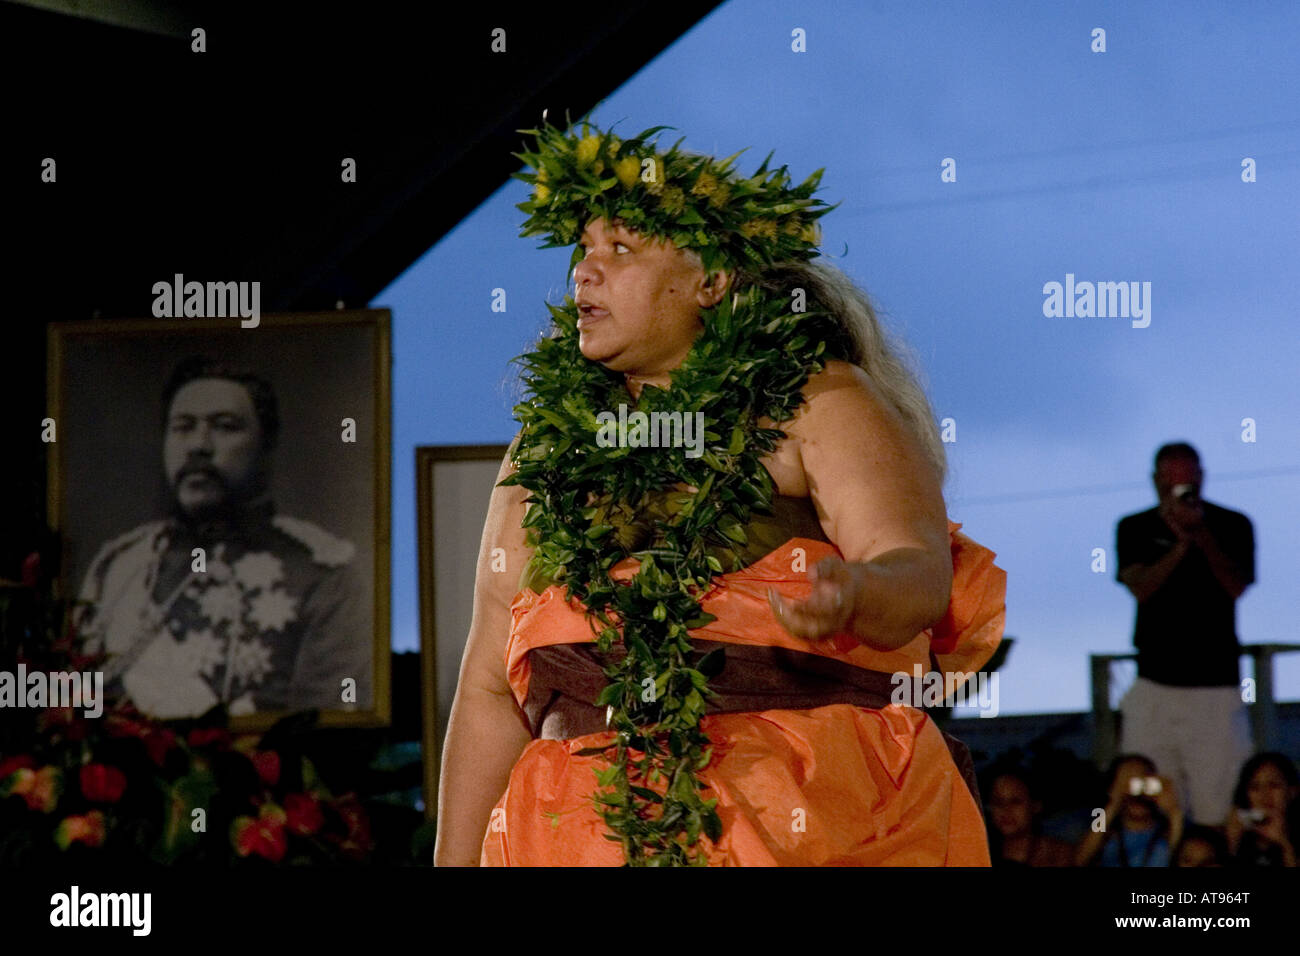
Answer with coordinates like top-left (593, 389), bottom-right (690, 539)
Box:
top-left (512, 114), bottom-right (838, 277)
top-left (501, 115), bottom-right (849, 865)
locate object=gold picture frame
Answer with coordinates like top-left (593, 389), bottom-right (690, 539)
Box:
top-left (416, 443), bottom-right (510, 822)
top-left (46, 310), bottom-right (392, 732)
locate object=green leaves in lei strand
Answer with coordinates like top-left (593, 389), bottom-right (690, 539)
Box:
top-left (499, 282), bottom-right (841, 865)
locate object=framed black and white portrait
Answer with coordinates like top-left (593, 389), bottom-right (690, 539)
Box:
top-left (416, 444), bottom-right (510, 820)
top-left (47, 310), bottom-right (391, 731)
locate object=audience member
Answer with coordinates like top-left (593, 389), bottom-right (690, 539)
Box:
top-left (1225, 752), bottom-right (1298, 867)
top-left (985, 767), bottom-right (1075, 867)
top-left (1076, 754), bottom-right (1184, 867)
top-left (1173, 824), bottom-right (1229, 867)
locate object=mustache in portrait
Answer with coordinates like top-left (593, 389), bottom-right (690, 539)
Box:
top-left (173, 461), bottom-right (228, 493)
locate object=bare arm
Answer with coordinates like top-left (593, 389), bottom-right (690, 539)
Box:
top-left (1224, 802), bottom-right (1245, 855)
top-left (775, 361), bottom-right (952, 652)
top-left (1074, 798), bottom-right (1122, 866)
top-left (1166, 810), bottom-right (1185, 860)
top-left (1153, 775), bottom-right (1184, 860)
top-left (1190, 528), bottom-right (1251, 600)
top-left (1118, 539), bottom-right (1191, 603)
top-left (434, 441), bottom-right (536, 867)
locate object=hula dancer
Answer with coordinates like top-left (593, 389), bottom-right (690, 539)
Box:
top-left (436, 116), bottom-right (1006, 866)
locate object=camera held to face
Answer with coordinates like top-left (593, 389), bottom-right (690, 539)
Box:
top-left (1129, 776), bottom-right (1162, 797)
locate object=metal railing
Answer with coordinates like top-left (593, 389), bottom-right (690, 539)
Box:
top-left (1089, 643), bottom-right (1300, 769)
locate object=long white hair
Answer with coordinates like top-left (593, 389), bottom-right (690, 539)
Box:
top-left (735, 258), bottom-right (948, 485)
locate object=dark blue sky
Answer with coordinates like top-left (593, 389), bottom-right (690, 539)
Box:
top-left (375, 0), bottom-right (1300, 715)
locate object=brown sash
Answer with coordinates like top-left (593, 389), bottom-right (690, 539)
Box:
top-left (522, 639), bottom-right (984, 817)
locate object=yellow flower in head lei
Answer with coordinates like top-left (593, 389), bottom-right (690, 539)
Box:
top-left (502, 114), bottom-right (846, 865)
top-left (512, 115), bottom-right (835, 277)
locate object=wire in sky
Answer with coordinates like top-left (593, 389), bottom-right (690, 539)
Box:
top-left (948, 465), bottom-right (1300, 507)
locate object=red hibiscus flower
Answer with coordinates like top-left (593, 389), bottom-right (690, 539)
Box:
top-left (0, 755), bottom-right (35, 782)
top-left (326, 794), bottom-right (372, 860)
top-left (187, 727), bottom-right (231, 749)
top-left (143, 728), bottom-right (177, 766)
top-left (39, 707), bottom-right (88, 742)
top-left (105, 713), bottom-right (152, 739)
top-left (55, 810), bottom-right (106, 850)
top-left (284, 793), bottom-right (324, 836)
top-left (105, 712), bottom-right (177, 766)
top-left (80, 763), bottom-right (127, 803)
top-left (250, 751), bottom-right (280, 788)
top-left (4, 766), bottom-right (62, 813)
top-left (231, 802), bottom-right (288, 862)
top-left (21, 551), bottom-right (40, 588)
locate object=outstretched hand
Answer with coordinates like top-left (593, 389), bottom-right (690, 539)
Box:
top-left (767, 556), bottom-right (862, 641)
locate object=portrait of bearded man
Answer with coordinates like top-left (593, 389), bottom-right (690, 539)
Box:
top-left (73, 355), bottom-right (373, 720)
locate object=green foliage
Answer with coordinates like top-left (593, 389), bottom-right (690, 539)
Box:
top-left (512, 114), bottom-right (837, 277)
top-left (501, 283), bottom-right (836, 865)
top-left (0, 585), bottom-right (383, 866)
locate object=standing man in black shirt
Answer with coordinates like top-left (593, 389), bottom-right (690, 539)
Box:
top-left (1115, 442), bottom-right (1255, 826)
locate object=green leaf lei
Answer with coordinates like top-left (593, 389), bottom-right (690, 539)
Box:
top-left (500, 284), bottom-right (843, 865)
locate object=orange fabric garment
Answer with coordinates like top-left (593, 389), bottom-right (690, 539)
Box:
top-left (480, 521), bottom-right (1006, 866)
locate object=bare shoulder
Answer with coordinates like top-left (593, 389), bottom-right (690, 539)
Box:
top-left (755, 361), bottom-right (916, 499)
top-left (780, 360), bottom-right (946, 563)
top-left (807, 358), bottom-right (890, 404)
top-left (786, 359), bottom-right (913, 448)
top-left (802, 357), bottom-right (874, 398)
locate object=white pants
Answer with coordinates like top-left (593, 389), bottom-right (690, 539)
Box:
top-left (1118, 676), bottom-right (1253, 826)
